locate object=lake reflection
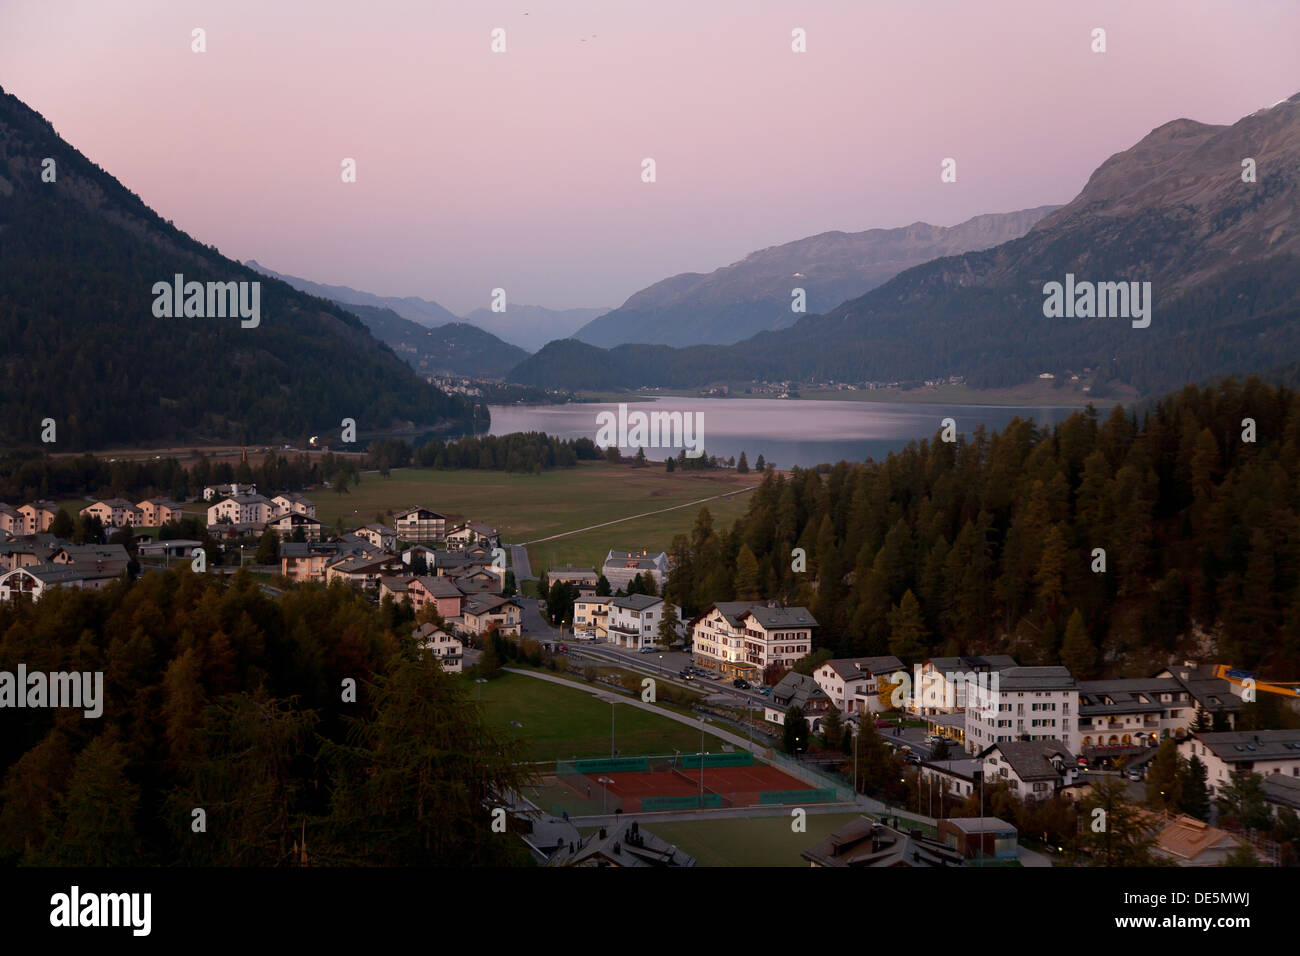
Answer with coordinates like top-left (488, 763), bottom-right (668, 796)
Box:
top-left (487, 397), bottom-right (1085, 469)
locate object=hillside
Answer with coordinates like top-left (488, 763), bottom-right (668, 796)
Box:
top-left (461, 303), bottom-right (608, 352)
top-left (338, 304), bottom-right (530, 378)
top-left (0, 87), bottom-right (478, 449)
top-left (512, 93), bottom-right (1300, 396)
top-left (574, 206), bottom-right (1058, 348)
top-left (244, 259), bottom-right (461, 326)
top-left (247, 260), bottom-right (606, 352)
top-left (665, 376), bottom-right (1300, 676)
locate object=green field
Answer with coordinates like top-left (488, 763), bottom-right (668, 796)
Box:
top-left (476, 672), bottom-right (730, 762)
top-left (523, 779), bottom-right (608, 818)
top-left (311, 461), bottom-right (758, 570)
top-left (632, 812), bottom-right (868, 867)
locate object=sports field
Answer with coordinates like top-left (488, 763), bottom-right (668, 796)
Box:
top-left (476, 672), bottom-right (730, 761)
top-left (559, 760), bottom-right (815, 812)
top-left (630, 813), bottom-right (869, 867)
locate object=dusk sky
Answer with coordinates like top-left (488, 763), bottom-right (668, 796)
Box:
top-left (2, 0), bottom-right (1297, 314)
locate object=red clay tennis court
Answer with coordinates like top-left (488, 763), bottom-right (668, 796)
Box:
top-left (559, 761), bottom-right (817, 812)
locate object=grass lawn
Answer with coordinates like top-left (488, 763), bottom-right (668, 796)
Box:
top-left (313, 461), bottom-right (759, 570)
top-left (639, 812), bottom-right (868, 867)
top-left (476, 672), bottom-right (730, 762)
top-left (523, 779), bottom-right (608, 818)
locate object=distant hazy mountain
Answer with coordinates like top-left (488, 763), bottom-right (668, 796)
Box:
top-left (244, 260), bottom-right (461, 326)
top-left (573, 206), bottom-right (1059, 348)
top-left (461, 304), bottom-right (608, 352)
top-left (0, 86), bottom-right (476, 449)
top-left (341, 303), bottom-right (529, 379)
top-left (512, 93), bottom-right (1300, 395)
top-left (244, 260), bottom-right (604, 352)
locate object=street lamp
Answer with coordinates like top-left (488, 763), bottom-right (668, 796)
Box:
top-left (853, 727), bottom-right (859, 796)
top-left (699, 728), bottom-right (706, 803)
top-left (609, 700), bottom-right (616, 758)
top-left (597, 776), bottom-right (614, 815)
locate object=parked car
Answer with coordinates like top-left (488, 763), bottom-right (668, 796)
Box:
top-left (732, 678), bottom-right (751, 689)
top-left (1126, 768), bottom-right (1144, 781)
top-left (639, 646), bottom-right (658, 654)
top-left (874, 719), bottom-right (894, 728)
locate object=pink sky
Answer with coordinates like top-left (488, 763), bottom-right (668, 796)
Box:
top-left (2, 0), bottom-right (1297, 314)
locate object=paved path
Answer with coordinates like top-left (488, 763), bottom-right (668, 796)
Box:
top-left (516, 486), bottom-right (757, 546)
top-left (509, 544), bottom-right (534, 580)
top-left (1017, 845), bottom-right (1053, 867)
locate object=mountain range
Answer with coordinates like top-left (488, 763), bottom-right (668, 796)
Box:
top-left (0, 86), bottom-right (477, 450)
top-left (511, 93), bottom-right (1300, 396)
top-left (335, 303), bottom-right (529, 379)
top-left (572, 206), bottom-right (1059, 348)
top-left (244, 261), bottom-right (605, 353)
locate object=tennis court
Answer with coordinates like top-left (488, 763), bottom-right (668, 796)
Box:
top-left (554, 753), bottom-right (833, 812)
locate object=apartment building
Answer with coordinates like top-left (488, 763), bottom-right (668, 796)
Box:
top-left (80, 499), bottom-right (143, 528)
top-left (1178, 730), bottom-right (1300, 795)
top-left (964, 666), bottom-right (1080, 755)
top-left (812, 656), bottom-right (905, 715)
top-left (17, 501), bottom-right (59, 534)
top-left (271, 493), bottom-right (316, 517)
top-left (393, 507), bottom-right (448, 543)
top-left (606, 594), bottom-right (681, 650)
top-left (690, 602), bottom-right (817, 679)
top-left (203, 483), bottom-right (256, 501)
top-left (602, 549), bottom-right (668, 591)
top-left (414, 623), bottom-right (463, 673)
top-left (136, 498), bottom-right (186, 526)
top-left (460, 595), bottom-right (523, 637)
top-left (1076, 678), bottom-right (1199, 753)
top-left (265, 511), bottom-right (322, 542)
top-left (910, 655), bottom-right (1020, 715)
top-left (207, 494), bottom-right (275, 526)
top-left (574, 595), bottom-right (612, 639)
top-left (977, 740), bottom-right (1078, 801)
top-left (353, 524), bottom-right (397, 552)
top-left (408, 575), bottom-right (466, 619)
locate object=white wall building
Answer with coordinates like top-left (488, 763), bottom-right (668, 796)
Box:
top-left (606, 594), bottom-right (681, 650)
top-left (978, 740), bottom-right (1078, 802)
top-left (203, 483), bottom-right (256, 501)
top-left (910, 655), bottom-right (1019, 715)
top-left (414, 623), bottom-right (463, 673)
top-left (813, 657), bottom-right (904, 715)
top-left (964, 666), bottom-right (1080, 755)
top-left (1178, 731), bottom-right (1300, 796)
top-left (690, 602), bottom-right (817, 679)
top-left (207, 494), bottom-right (275, 526)
top-left (272, 493), bottom-right (316, 518)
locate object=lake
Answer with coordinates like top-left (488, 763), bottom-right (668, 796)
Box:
top-left (487, 397), bottom-right (1084, 469)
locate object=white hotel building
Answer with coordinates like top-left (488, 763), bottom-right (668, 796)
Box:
top-left (964, 666), bottom-right (1081, 756)
top-left (690, 602), bottom-right (817, 680)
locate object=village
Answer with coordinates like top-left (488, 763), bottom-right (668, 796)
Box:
top-left (2, 483), bottom-right (1298, 868)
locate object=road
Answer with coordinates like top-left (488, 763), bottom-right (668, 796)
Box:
top-left (572, 641), bottom-right (774, 706)
top-left (509, 544), bottom-right (534, 581)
